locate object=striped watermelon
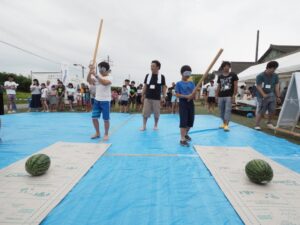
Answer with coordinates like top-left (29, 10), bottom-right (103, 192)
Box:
top-left (245, 159), bottom-right (273, 184)
top-left (25, 154), bottom-right (51, 176)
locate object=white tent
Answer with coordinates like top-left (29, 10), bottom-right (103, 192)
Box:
top-left (238, 51), bottom-right (300, 82)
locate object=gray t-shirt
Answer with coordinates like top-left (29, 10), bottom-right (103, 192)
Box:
top-left (256, 72), bottom-right (279, 98)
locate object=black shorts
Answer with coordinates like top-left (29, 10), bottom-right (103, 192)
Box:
top-left (207, 97), bottom-right (215, 103)
top-left (120, 100), bottom-right (128, 106)
top-left (179, 99), bottom-right (195, 128)
top-left (129, 97), bottom-right (136, 104)
top-left (136, 96), bottom-right (142, 104)
top-left (68, 96), bottom-right (74, 102)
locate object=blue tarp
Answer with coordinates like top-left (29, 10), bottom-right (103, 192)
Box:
top-left (0, 113), bottom-right (299, 225)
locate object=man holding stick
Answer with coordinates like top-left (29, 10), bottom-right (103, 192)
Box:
top-left (216, 61), bottom-right (238, 131)
top-left (140, 60), bottom-right (167, 131)
top-left (87, 61), bottom-right (112, 141)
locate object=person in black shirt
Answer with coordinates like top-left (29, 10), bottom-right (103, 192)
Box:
top-left (216, 61), bottom-right (238, 131)
top-left (129, 81), bottom-right (137, 112)
top-left (140, 60), bottom-right (167, 131)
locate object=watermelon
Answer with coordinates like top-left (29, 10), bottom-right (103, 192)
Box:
top-left (245, 159), bottom-right (273, 184)
top-left (25, 154), bottom-right (51, 176)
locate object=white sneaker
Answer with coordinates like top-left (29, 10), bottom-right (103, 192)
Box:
top-left (267, 123), bottom-right (275, 129)
top-left (254, 126), bottom-right (261, 131)
top-left (7, 111), bottom-right (12, 114)
top-left (12, 110), bottom-right (16, 113)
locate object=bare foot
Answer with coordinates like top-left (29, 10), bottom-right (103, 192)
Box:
top-left (103, 135), bottom-right (109, 141)
top-left (91, 133), bottom-right (100, 139)
top-left (140, 127), bottom-right (146, 131)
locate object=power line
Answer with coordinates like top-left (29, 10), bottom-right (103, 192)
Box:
top-left (0, 39), bottom-right (61, 65)
top-left (0, 39), bottom-right (84, 73)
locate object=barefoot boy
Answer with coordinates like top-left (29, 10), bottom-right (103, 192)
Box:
top-left (87, 61), bottom-right (112, 141)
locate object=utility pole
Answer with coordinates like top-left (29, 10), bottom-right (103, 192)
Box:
top-left (255, 30), bottom-right (260, 62)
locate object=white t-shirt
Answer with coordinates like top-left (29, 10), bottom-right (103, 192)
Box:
top-left (93, 75), bottom-right (112, 101)
top-left (4, 81), bottom-right (18, 95)
top-left (30, 85), bottom-right (41, 95)
top-left (41, 88), bottom-right (49, 98)
top-left (207, 85), bottom-right (217, 97)
top-left (66, 87), bottom-right (76, 96)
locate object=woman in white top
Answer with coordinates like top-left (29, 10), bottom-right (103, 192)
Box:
top-left (66, 83), bottom-right (76, 112)
top-left (30, 79), bottom-right (42, 111)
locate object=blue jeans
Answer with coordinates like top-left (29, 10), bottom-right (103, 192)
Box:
top-left (218, 97), bottom-right (232, 122)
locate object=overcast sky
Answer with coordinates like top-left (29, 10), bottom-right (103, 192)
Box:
top-left (0, 0), bottom-right (299, 86)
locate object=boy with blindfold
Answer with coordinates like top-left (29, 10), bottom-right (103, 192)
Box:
top-left (87, 61), bottom-right (112, 141)
top-left (175, 65), bottom-right (196, 147)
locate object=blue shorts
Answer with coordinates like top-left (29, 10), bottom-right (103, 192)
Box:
top-left (92, 100), bottom-right (110, 120)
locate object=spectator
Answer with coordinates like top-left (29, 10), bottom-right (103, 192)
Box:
top-left (111, 90), bottom-right (118, 109)
top-left (120, 85), bottom-right (129, 113)
top-left (83, 85), bottom-right (91, 112)
top-left (66, 83), bottom-right (76, 112)
top-left (57, 81), bottom-right (65, 111)
top-left (90, 84), bottom-right (96, 106)
top-left (4, 75), bottom-right (18, 113)
top-left (49, 85), bottom-right (57, 112)
top-left (129, 81), bottom-right (137, 112)
top-left (207, 80), bottom-right (217, 113)
top-left (30, 79), bottom-right (42, 112)
top-left (40, 83), bottom-right (49, 112)
top-left (136, 84), bottom-right (143, 112)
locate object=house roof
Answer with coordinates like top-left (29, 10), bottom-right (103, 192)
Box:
top-left (231, 61), bottom-right (256, 74)
top-left (258, 44), bottom-right (300, 63)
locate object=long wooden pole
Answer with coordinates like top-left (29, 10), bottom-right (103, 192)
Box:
top-left (92, 19), bottom-right (104, 66)
top-left (195, 48), bottom-right (224, 90)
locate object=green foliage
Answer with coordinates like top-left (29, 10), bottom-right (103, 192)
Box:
top-left (0, 72), bottom-right (31, 92)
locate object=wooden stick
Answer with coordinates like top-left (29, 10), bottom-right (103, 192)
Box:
top-left (195, 48), bottom-right (224, 90)
top-left (92, 19), bottom-right (104, 66)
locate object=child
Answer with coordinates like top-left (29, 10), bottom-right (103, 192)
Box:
top-left (49, 85), bottom-right (57, 112)
top-left (66, 83), bottom-right (76, 112)
top-left (120, 85), bottom-right (129, 113)
top-left (57, 81), bottom-right (65, 111)
top-left (175, 65), bottom-right (195, 147)
top-left (76, 88), bottom-right (82, 108)
top-left (136, 84), bottom-right (143, 112)
top-left (41, 83), bottom-right (49, 112)
top-left (83, 85), bottom-right (91, 112)
top-left (87, 61), bottom-right (112, 141)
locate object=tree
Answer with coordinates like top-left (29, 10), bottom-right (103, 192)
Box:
top-left (0, 72), bottom-right (31, 92)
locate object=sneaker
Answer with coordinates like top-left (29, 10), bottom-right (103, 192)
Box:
top-left (267, 123), bottom-right (275, 129)
top-left (7, 111), bottom-right (12, 114)
top-left (254, 126), bottom-right (261, 131)
top-left (180, 140), bottom-right (190, 147)
top-left (185, 135), bottom-right (192, 142)
top-left (224, 125), bottom-right (230, 131)
top-left (12, 110), bottom-right (16, 113)
top-left (219, 123), bottom-right (225, 129)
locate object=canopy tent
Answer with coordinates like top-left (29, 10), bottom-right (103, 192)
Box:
top-left (238, 51), bottom-right (300, 82)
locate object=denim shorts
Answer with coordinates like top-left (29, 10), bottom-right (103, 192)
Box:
top-left (92, 100), bottom-right (110, 120)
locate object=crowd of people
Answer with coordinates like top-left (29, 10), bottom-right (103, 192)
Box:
top-left (1, 59), bottom-right (284, 146)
